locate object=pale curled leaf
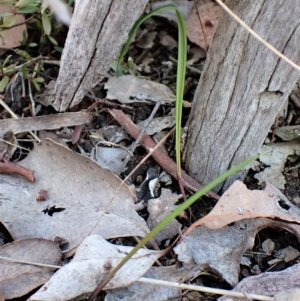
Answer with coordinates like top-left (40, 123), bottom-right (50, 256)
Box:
top-left (29, 235), bottom-right (164, 301)
top-left (137, 116), bottom-right (175, 136)
top-left (105, 75), bottom-right (175, 104)
top-left (0, 139), bottom-right (149, 253)
top-left (254, 141), bottom-right (300, 189)
top-left (185, 180), bottom-right (300, 234)
top-left (176, 218), bottom-right (300, 286)
top-left (0, 239), bottom-right (61, 299)
top-left (93, 146), bottom-right (128, 176)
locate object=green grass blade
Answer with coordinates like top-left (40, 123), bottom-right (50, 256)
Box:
top-left (88, 153), bottom-right (259, 299)
top-left (116, 4), bottom-right (187, 176)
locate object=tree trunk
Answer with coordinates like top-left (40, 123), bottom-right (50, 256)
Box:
top-left (184, 0), bottom-right (300, 192)
top-left (53, 0), bottom-right (149, 112)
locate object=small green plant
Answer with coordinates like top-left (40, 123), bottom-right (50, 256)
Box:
top-left (0, 0), bottom-right (57, 43)
top-left (89, 5), bottom-right (259, 300)
top-left (0, 54), bottom-right (15, 91)
top-left (0, 0), bottom-right (67, 92)
top-left (115, 4), bottom-right (187, 179)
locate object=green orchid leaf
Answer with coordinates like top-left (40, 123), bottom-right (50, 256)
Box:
top-left (0, 75), bottom-right (9, 92)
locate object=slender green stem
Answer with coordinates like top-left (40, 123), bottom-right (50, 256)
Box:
top-left (116, 4), bottom-right (187, 177)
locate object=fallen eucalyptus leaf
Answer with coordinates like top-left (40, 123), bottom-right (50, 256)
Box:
top-left (29, 235), bottom-right (164, 301)
top-left (0, 239), bottom-right (61, 299)
top-left (0, 139), bottom-right (149, 254)
top-left (176, 218), bottom-right (300, 286)
top-left (184, 181), bottom-right (300, 234)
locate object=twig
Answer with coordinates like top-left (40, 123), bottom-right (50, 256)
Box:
top-left (215, 0), bottom-right (300, 72)
top-left (137, 278), bottom-right (274, 301)
top-left (0, 158), bottom-right (35, 182)
top-left (121, 99), bottom-right (162, 170)
top-left (0, 137), bottom-right (29, 152)
top-left (109, 109), bottom-right (219, 200)
top-left (0, 255), bottom-right (60, 270)
top-left (28, 78), bottom-right (35, 116)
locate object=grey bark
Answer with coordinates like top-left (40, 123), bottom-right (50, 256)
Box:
top-left (184, 0), bottom-right (300, 192)
top-left (53, 0), bottom-right (149, 112)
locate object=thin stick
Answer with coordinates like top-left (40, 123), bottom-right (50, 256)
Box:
top-left (137, 278), bottom-right (274, 301)
top-left (0, 255), bottom-right (60, 270)
top-left (3, 56), bottom-right (54, 73)
top-left (215, 0), bottom-right (300, 72)
top-left (0, 137), bottom-right (29, 152)
top-left (121, 99), bottom-right (162, 169)
top-left (28, 78), bottom-right (35, 116)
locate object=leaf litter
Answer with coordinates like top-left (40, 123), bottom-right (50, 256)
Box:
top-left (1, 2), bottom-right (300, 300)
top-left (0, 238), bottom-right (61, 299)
top-left (0, 139), bottom-right (150, 253)
top-left (29, 235), bottom-right (165, 301)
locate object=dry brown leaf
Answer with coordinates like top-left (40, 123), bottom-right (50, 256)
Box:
top-left (0, 5), bottom-right (26, 48)
top-left (218, 264), bottom-right (300, 301)
top-left (186, 0), bottom-right (222, 50)
top-left (0, 139), bottom-right (150, 254)
top-left (0, 239), bottom-right (61, 300)
top-left (0, 292), bottom-right (4, 301)
top-left (176, 218), bottom-right (300, 286)
top-left (184, 181), bottom-right (300, 235)
top-left (29, 235), bottom-right (164, 301)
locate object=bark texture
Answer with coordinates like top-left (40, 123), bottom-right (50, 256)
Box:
top-left (53, 0), bottom-right (149, 112)
top-left (184, 0), bottom-right (300, 192)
